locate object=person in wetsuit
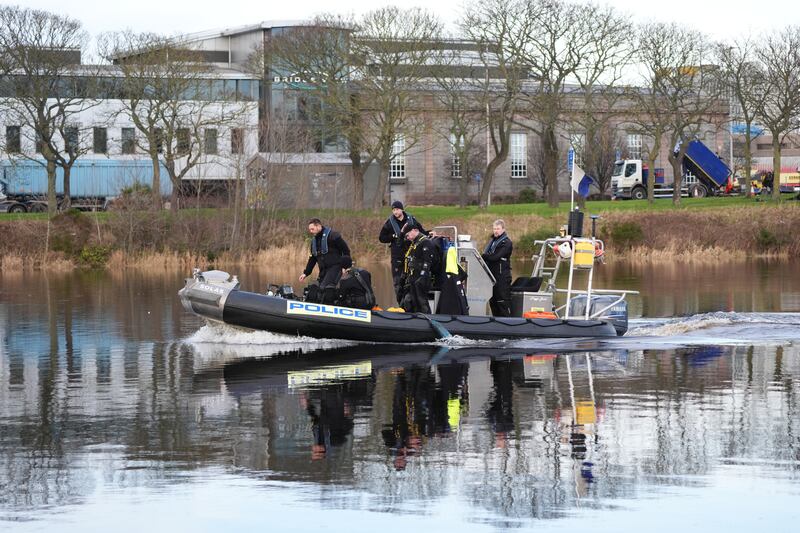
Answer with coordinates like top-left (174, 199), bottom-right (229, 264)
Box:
top-left (299, 218), bottom-right (351, 304)
top-left (378, 200), bottom-right (428, 305)
top-left (482, 219), bottom-right (513, 317)
top-left (400, 223), bottom-right (438, 314)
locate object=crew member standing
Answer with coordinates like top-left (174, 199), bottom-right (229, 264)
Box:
top-left (379, 201), bottom-right (428, 305)
top-left (482, 219), bottom-right (513, 317)
top-left (400, 223), bottom-right (437, 314)
top-left (299, 218), bottom-right (351, 304)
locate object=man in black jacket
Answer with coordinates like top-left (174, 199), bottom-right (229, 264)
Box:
top-left (378, 200), bottom-right (428, 305)
top-left (482, 219), bottom-right (513, 317)
top-left (299, 218), bottom-right (351, 304)
top-left (336, 256), bottom-right (376, 310)
top-left (400, 223), bottom-right (437, 314)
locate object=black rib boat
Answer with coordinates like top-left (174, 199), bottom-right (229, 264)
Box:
top-left (179, 269), bottom-right (621, 342)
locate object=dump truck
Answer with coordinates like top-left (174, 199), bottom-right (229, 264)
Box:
top-left (611, 140), bottom-right (731, 200)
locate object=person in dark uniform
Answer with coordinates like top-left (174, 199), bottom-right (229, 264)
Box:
top-left (482, 219), bottom-right (513, 317)
top-left (378, 201), bottom-right (428, 305)
top-left (400, 223), bottom-right (437, 314)
top-left (336, 256), bottom-right (376, 310)
top-left (299, 218), bottom-right (351, 304)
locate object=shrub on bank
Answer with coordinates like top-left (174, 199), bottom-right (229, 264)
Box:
top-left (608, 221), bottom-right (644, 250)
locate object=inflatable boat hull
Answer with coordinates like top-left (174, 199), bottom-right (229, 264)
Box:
top-left (179, 276), bottom-right (619, 342)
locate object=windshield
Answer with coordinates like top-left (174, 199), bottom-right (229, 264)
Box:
top-left (612, 161), bottom-right (625, 177)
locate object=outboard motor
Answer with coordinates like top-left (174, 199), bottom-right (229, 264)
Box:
top-left (179, 269), bottom-right (240, 322)
top-left (569, 295), bottom-right (628, 336)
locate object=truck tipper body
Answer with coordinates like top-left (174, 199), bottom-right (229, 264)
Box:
top-left (0, 159), bottom-right (172, 212)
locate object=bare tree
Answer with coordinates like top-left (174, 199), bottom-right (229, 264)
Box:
top-left (517, 0), bottom-right (618, 208)
top-left (99, 31), bottom-right (250, 210)
top-left (755, 26), bottom-right (800, 200)
top-left (716, 37), bottom-right (766, 197)
top-left (631, 23), bottom-right (721, 205)
top-left (355, 7), bottom-right (444, 209)
top-left (460, 0), bottom-right (529, 208)
top-left (260, 15), bottom-right (370, 204)
top-left (567, 2), bottom-right (632, 204)
top-left (0, 6), bottom-right (99, 216)
top-left (431, 57), bottom-right (486, 207)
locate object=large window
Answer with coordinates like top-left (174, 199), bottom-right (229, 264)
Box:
top-left (64, 126), bottom-right (79, 153)
top-left (389, 134), bottom-right (405, 179)
top-left (204, 128), bottom-right (218, 155)
top-left (5, 126), bottom-right (21, 153)
top-left (510, 132), bottom-right (527, 178)
top-left (121, 128), bottom-right (136, 154)
top-left (450, 133), bottom-right (463, 178)
top-left (93, 127), bottom-right (107, 154)
top-left (231, 128), bottom-right (244, 155)
top-left (176, 128), bottom-right (190, 155)
top-left (627, 133), bottom-right (642, 159)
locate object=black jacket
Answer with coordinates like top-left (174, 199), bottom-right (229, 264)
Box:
top-left (379, 212), bottom-right (428, 263)
top-left (482, 232), bottom-right (513, 280)
top-left (303, 227), bottom-right (351, 276)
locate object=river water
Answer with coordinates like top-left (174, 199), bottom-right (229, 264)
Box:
top-left (1, 260), bottom-right (799, 532)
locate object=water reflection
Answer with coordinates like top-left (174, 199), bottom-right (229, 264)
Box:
top-left (2, 268), bottom-right (800, 529)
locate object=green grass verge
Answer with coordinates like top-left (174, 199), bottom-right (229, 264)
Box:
top-left (1, 194), bottom-right (793, 223)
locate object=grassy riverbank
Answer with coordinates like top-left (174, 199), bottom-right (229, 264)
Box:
top-left (1, 197), bottom-right (798, 270)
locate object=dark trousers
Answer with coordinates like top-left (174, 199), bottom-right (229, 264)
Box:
top-left (402, 275), bottom-right (431, 314)
top-left (490, 276), bottom-right (512, 317)
top-left (391, 259), bottom-right (404, 305)
top-left (307, 268), bottom-right (341, 305)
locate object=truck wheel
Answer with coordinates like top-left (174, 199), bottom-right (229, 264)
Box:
top-left (8, 204), bottom-right (27, 214)
top-left (690, 185), bottom-right (707, 198)
top-left (631, 187), bottom-right (646, 200)
top-left (30, 203), bottom-right (47, 213)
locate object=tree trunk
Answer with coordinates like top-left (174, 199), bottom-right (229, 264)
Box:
top-left (647, 155), bottom-right (657, 205)
top-left (62, 166), bottom-right (71, 210)
top-left (670, 154), bottom-right (683, 207)
top-left (47, 159), bottom-right (58, 217)
top-left (772, 136), bottom-right (781, 200)
top-left (151, 155), bottom-right (162, 209)
top-left (351, 161), bottom-right (365, 209)
top-left (480, 155), bottom-right (502, 208)
top-left (744, 125), bottom-right (752, 197)
top-left (543, 126), bottom-right (560, 208)
top-left (371, 161), bottom-right (389, 211)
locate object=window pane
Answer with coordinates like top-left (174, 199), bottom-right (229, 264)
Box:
top-left (204, 128), bottom-right (218, 155)
top-left (177, 128), bottom-right (190, 155)
top-left (231, 128), bottom-right (244, 155)
top-left (93, 127), bottom-right (107, 154)
top-left (389, 135), bottom-right (405, 179)
top-left (6, 126), bottom-right (21, 153)
top-left (122, 128), bottom-right (136, 154)
top-left (627, 133), bottom-right (642, 159)
top-left (64, 126), bottom-right (79, 153)
top-left (510, 133), bottom-right (527, 178)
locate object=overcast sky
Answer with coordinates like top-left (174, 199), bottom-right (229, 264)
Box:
top-left (13, 0), bottom-right (800, 43)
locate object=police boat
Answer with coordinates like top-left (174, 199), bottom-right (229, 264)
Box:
top-left (178, 218), bottom-right (637, 343)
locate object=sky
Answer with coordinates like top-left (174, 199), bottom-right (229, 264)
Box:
top-left (12, 0), bottom-right (800, 43)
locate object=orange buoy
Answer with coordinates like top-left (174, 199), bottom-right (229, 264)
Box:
top-left (371, 306), bottom-right (383, 311)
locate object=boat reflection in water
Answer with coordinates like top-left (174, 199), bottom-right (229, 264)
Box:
top-left (195, 344), bottom-right (626, 497)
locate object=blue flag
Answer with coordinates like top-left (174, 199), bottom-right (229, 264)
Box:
top-left (570, 162), bottom-right (593, 198)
